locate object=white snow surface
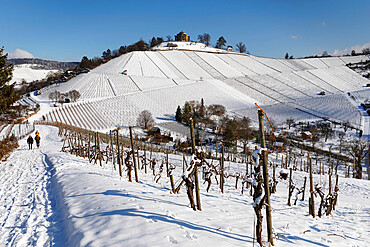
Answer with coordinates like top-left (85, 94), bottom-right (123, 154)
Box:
top-left (152, 41), bottom-right (230, 53)
top-left (10, 64), bottom-right (58, 85)
top-left (1, 125), bottom-right (369, 246)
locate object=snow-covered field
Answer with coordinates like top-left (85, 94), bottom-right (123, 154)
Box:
top-left (10, 64), bottom-right (59, 85)
top-left (1, 125), bottom-right (369, 246)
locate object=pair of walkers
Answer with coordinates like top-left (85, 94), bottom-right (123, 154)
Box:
top-left (27, 131), bottom-right (41, 150)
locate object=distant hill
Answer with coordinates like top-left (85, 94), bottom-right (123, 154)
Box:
top-left (7, 58), bottom-right (79, 71)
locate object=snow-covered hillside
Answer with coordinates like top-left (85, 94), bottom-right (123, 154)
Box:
top-left (0, 125), bottom-right (369, 246)
top-left (35, 43), bottom-right (369, 132)
top-left (10, 64), bottom-right (59, 85)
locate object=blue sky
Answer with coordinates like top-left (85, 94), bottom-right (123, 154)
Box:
top-left (2, 0), bottom-right (369, 61)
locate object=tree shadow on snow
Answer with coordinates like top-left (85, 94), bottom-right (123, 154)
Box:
top-left (73, 207), bottom-right (253, 244)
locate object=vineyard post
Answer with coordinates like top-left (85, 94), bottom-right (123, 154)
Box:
top-left (288, 167), bottom-right (293, 206)
top-left (116, 131), bottom-right (122, 177)
top-left (144, 144), bottom-right (147, 174)
top-left (309, 157), bottom-right (315, 218)
top-left (88, 133), bottom-right (91, 160)
top-left (220, 145), bottom-right (225, 193)
top-left (94, 132), bottom-right (97, 164)
top-left (258, 109), bottom-right (274, 246)
top-left (166, 151), bottom-right (169, 177)
top-left (110, 130), bottom-right (116, 170)
top-left (328, 167), bottom-right (332, 194)
top-left (333, 175), bottom-right (339, 209)
top-left (170, 170), bottom-right (175, 193)
top-left (190, 119), bottom-right (201, 211)
top-left (307, 153), bottom-right (310, 173)
top-left (79, 134), bottom-right (83, 158)
top-left (137, 149), bottom-right (140, 171)
top-left (302, 177), bottom-right (307, 201)
top-left (98, 132), bottom-right (102, 167)
top-left (129, 126), bottom-right (139, 183)
top-left (215, 142), bottom-right (218, 159)
top-left (74, 133), bottom-right (78, 156)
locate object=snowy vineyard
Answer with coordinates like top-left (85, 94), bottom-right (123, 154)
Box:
top-left (37, 49), bottom-right (369, 131)
top-left (26, 116), bottom-right (369, 246)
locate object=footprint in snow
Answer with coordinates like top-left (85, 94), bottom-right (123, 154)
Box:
top-left (184, 231), bottom-right (197, 240)
top-left (166, 236), bottom-right (178, 244)
top-left (146, 218), bottom-right (158, 223)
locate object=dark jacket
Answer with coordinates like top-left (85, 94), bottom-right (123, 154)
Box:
top-left (27, 136), bottom-right (34, 144)
top-left (35, 135), bottom-right (41, 143)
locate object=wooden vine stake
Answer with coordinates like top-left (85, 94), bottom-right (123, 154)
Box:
top-left (220, 145), bottom-right (225, 193)
top-left (287, 167), bottom-right (293, 206)
top-left (309, 157), bottom-right (315, 218)
top-left (190, 119), bottom-right (201, 211)
top-left (258, 109), bottom-right (274, 246)
top-left (129, 126), bottom-right (139, 183)
top-left (116, 130), bottom-right (122, 177)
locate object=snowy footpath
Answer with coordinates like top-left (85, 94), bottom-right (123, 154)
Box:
top-left (0, 125), bottom-right (370, 246)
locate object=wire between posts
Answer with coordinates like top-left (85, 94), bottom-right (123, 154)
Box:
top-left (255, 103), bottom-right (277, 153)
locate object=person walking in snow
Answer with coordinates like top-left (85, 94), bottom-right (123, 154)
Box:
top-left (35, 133), bottom-right (41, 149)
top-left (27, 135), bottom-right (33, 150)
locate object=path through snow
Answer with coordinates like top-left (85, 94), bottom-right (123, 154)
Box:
top-left (0, 129), bottom-right (54, 246)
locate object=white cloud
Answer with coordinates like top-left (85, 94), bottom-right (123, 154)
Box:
top-left (332, 42), bottom-right (370, 56)
top-left (6, 48), bottom-right (34, 59)
top-left (290, 35), bottom-right (298, 40)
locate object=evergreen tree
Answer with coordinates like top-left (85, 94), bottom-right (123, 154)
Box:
top-left (80, 56), bottom-right (91, 68)
top-left (285, 53), bottom-right (289, 59)
top-left (215, 36), bottom-right (227, 49)
top-left (199, 98), bottom-right (205, 118)
top-left (0, 47), bottom-right (18, 114)
top-left (182, 101), bottom-right (192, 124)
top-left (102, 49), bottom-right (111, 59)
top-left (150, 37), bottom-right (158, 48)
top-left (175, 105), bottom-right (182, 122)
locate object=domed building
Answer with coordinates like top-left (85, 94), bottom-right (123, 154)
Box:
top-left (175, 31), bottom-right (190, 41)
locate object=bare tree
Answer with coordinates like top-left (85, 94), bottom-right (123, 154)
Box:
top-left (320, 124), bottom-right (334, 142)
top-left (286, 118), bottom-right (295, 129)
top-left (166, 35), bottom-right (173, 41)
top-left (238, 117), bottom-right (253, 152)
top-left (68, 90), bottom-right (81, 102)
top-left (310, 126), bottom-right (320, 148)
top-left (236, 42), bottom-right (246, 53)
top-left (137, 110), bottom-right (155, 129)
top-left (207, 104), bottom-right (225, 116)
top-left (198, 33), bottom-right (211, 46)
top-left (49, 90), bottom-right (61, 103)
top-left (338, 132), bottom-right (346, 154)
top-left (347, 138), bottom-right (368, 179)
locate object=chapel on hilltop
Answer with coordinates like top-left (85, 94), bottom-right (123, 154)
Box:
top-left (175, 31), bottom-right (190, 41)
